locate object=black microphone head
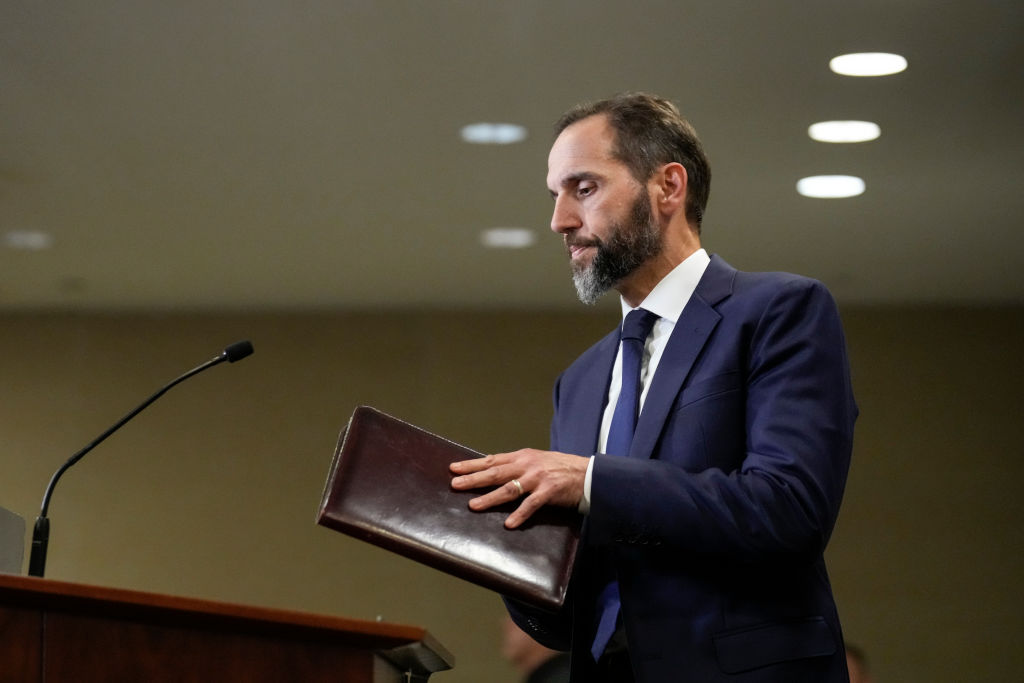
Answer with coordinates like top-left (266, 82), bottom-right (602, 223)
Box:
top-left (223, 340), bottom-right (254, 363)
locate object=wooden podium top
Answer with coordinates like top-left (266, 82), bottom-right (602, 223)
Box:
top-left (0, 573), bottom-right (453, 682)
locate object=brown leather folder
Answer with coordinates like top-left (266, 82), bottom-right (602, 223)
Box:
top-left (317, 406), bottom-right (580, 611)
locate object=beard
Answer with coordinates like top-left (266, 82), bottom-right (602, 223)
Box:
top-left (568, 188), bottom-right (662, 305)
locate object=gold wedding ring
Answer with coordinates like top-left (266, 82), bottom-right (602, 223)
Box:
top-left (511, 479), bottom-right (524, 497)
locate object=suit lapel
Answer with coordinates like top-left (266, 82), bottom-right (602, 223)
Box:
top-left (629, 255), bottom-right (736, 459)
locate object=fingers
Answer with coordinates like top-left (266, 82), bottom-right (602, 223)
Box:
top-left (466, 479), bottom-right (542, 529)
top-left (449, 452), bottom-right (515, 481)
top-left (449, 453), bottom-right (498, 476)
top-left (450, 451), bottom-right (534, 521)
top-left (504, 492), bottom-right (546, 529)
top-left (450, 454), bottom-right (515, 491)
top-left (466, 478), bottom-right (528, 513)
top-left (449, 449), bottom-right (587, 528)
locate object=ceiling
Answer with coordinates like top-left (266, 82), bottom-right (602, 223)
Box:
top-left (2, 1), bottom-right (1022, 312)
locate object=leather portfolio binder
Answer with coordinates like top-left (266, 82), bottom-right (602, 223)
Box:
top-left (317, 406), bottom-right (580, 610)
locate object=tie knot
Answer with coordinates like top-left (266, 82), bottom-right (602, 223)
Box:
top-left (621, 308), bottom-right (659, 343)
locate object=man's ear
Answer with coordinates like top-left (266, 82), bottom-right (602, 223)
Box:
top-left (654, 162), bottom-right (688, 215)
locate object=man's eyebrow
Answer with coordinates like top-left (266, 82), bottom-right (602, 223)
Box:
top-left (547, 171), bottom-right (602, 197)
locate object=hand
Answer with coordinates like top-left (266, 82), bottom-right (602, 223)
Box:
top-left (450, 449), bottom-right (589, 529)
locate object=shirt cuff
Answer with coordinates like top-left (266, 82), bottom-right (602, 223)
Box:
top-left (577, 455), bottom-right (595, 514)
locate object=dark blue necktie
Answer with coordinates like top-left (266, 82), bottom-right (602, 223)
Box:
top-left (591, 307), bottom-right (659, 661)
top-left (604, 308), bottom-right (660, 459)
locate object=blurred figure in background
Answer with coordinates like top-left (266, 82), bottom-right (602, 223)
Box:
top-left (502, 615), bottom-right (570, 683)
top-left (846, 643), bottom-right (876, 683)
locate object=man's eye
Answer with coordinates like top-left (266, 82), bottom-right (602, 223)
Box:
top-left (578, 185), bottom-right (595, 197)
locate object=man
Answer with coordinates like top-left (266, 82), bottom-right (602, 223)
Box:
top-left (502, 615), bottom-right (572, 683)
top-left (450, 92), bottom-right (857, 681)
top-left (845, 644), bottom-right (876, 683)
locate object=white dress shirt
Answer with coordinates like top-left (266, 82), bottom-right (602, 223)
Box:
top-left (579, 248), bottom-right (711, 513)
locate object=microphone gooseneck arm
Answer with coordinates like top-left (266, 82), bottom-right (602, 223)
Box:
top-left (27, 340), bottom-right (254, 577)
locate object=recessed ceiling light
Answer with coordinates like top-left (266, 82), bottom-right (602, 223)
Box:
top-left (4, 230), bottom-right (53, 250)
top-left (829, 52), bottom-right (907, 77)
top-left (808, 120), bottom-right (881, 143)
top-left (796, 175), bottom-right (866, 198)
top-left (460, 123), bottom-right (528, 145)
top-left (480, 227), bottom-right (536, 249)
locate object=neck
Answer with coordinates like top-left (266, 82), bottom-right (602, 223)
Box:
top-left (617, 229), bottom-right (700, 307)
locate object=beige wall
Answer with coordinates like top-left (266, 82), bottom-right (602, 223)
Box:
top-left (1, 307), bottom-right (1021, 681)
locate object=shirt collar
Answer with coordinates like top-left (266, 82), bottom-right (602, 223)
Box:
top-left (619, 248), bottom-right (710, 323)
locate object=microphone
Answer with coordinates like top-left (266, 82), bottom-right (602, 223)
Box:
top-left (27, 340), bottom-right (254, 578)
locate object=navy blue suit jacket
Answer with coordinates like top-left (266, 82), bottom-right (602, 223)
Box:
top-left (508, 256), bottom-right (857, 682)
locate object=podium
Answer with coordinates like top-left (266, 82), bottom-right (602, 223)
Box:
top-left (0, 574), bottom-right (452, 682)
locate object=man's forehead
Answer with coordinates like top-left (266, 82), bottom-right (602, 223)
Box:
top-left (550, 116), bottom-right (615, 160)
top-left (547, 116), bottom-right (620, 186)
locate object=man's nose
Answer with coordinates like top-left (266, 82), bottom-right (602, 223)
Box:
top-left (550, 196), bottom-right (581, 235)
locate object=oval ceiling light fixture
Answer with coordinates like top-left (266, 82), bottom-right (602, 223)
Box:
top-left (797, 175), bottom-right (866, 199)
top-left (829, 52), bottom-right (907, 77)
top-left (808, 120), bottom-right (881, 143)
top-left (480, 227), bottom-right (536, 249)
top-left (460, 122), bottom-right (528, 145)
top-left (4, 230), bottom-right (53, 250)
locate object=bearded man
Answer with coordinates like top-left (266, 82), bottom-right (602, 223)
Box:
top-left (451, 92), bottom-right (857, 683)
